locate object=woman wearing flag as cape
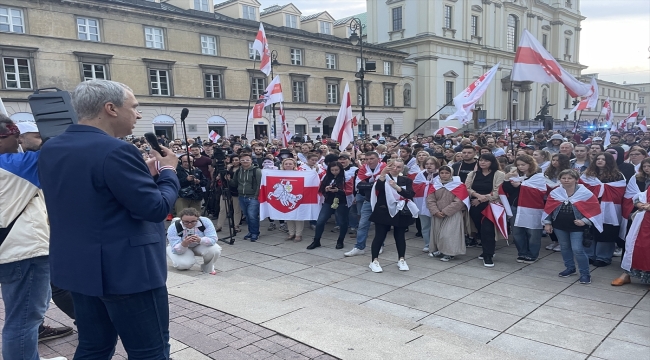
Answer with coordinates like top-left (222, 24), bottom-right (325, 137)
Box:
top-left (426, 166), bottom-right (470, 262)
top-left (543, 169), bottom-right (603, 285)
top-left (500, 155), bottom-right (547, 264)
top-left (412, 157), bottom-right (439, 252)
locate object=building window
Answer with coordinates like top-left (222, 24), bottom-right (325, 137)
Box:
top-left (144, 27), bottom-right (164, 49)
top-left (2, 57), bottom-right (32, 89)
top-left (295, 124), bottom-right (307, 136)
top-left (384, 87), bottom-right (394, 107)
top-left (82, 63), bottom-right (106, 81)
top-left (640, 96), bottom-right (645, 104)
top-left (285, 14), bottom-right (297, 28)
top-left (242, 5), bottom-right (256, 20)
top-left (356, 57), bottom-right (367, 71)
top-left (201, 35), bottom-right (217, 55)
top-left (248, 42), bottom-right (260, 60)
top-left (0, 7), bottom-right (24, 33)
top-left (292, 80), bottom-right (306, 103)
top-left (77, 17), bottom-right (100, 42)
top-left (445, 81), bottom-right (454, 104)
top-left (149, 69), bottom-right (170, 96)
top-left (327, 84), bottom-right (339, 104)
top-left (507, 15), bottom-right (518, 52)
top-left (205, 73), bottom-right (223, 99)
top-left (325, 53), bottom-right (336, 69)
top-left (542, 34), bottom-right (548, 49)
top-left (471, 15), bottom-right (478, 37)
top-left (384, 61), bottom-right (392, 76)
top-left (251, 77), bottom-right (266, 100)
top-left (194, 0), bottom-right (209, 11)
top-left (320, 21), bottom-right (332, 35)
top-left (290, 48), bottom-right (302, 65)
top-left (564, 38), bottom-right (570, 57)
top-left (403, 84), bottom-right (411, 107)
top-left (357, 85), bottom-right (369, 106)
top-left (444, 5), bottom-right (452, 29)
top-left (565, 0), bottom-right (572, 8)
top-left (392, 7), bottom-right (402, 31)
top-left (565, 92), bottom-right (570, 109)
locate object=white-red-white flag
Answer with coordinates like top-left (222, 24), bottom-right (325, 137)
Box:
top-left (503, 126), bottom-right (509, 139)
top-left (446, 63), bottom-right (500, 125)
top-left (622, 191), bottom-right (650, 272)
top-left (512, 30), bottom-right (592, 98)
top-left (315, 115), bottom-right (322, 122)
top-left (259, 170), bottom-right (321, 220)
top-left (0, 95), bottom-right (7, 116)
top-left (331, 83), bottom-right (354, 151)
top-left (264, 75), bottom-right (284, 106)
top-left (544, 184), bottom-right (603, 232)
top-left (412, 170), bottom-right (435, 217)
top-left (499, 173), bottom-right (547, 229)
top-left (638, 117), bottom-right (647, 133)
top-left (601, 96), bottom-right (613, 126)
top-left (618, 109), bottom-right (639, 131)
top-left (570, 77), bottom-right (599, 114)
top-left (252, 23), bottom-right (272, 76)
top-left (248, 96), bottom-right (266, 120)
top-left (208, 130), bottom-right (220, 142)
top-left (482, 203), bottom-right (509, 239)
top-left (580, 174), bottom-right (625, 227)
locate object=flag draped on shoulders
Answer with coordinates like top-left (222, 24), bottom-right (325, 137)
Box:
top-left (412, 170), bottom-right (435, 217)
top-left (259, 170), bottom-right (320, 221)
top-left (355, 163), bottom-right (387, 187)
top-left (622, 191), bottom-right (650, 272)
top-left (544, 185), bottom-right (603, 232)
top-left (433, 175), bottom-right (470, 210)
top-left (343, 166), bottom-right (358, 207)
top-left (620, 179), bottom-right (641, 238)
top-left (580, 174), bottom-right (626, 226)
top-left (500, 173), bottom-right (547, 229)
top-left (370, 176), bottom-right (419, 218)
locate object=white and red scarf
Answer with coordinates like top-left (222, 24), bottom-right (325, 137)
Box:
top-left (413, 170), bottom-right (436, 217)
top-left (355, 162), bottom-right (387, 187)
top-left (499, 173), bottom-right (547, 229)
top-left (433, 175), bottom-right (470, 211)
top-left (404, 156), bottom-right (420, 180)
top-left (370, 175), bottom-right (419, 218)
top-left (543, 185), bottom-right (604, 232)
top-left (343, 166), bottom-right (358, 207)
top-left (620, 179), bottom-right (641, 238)
top-left (622, 191), bottom-right (650, 272)
top-left (580, 174), bottom-right (626, 226)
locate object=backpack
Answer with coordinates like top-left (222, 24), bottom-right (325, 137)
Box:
top-left (174, 220), bottom-right (206, 237)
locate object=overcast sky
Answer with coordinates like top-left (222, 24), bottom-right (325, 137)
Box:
top-left (250, 0), bottom-right (650, 85)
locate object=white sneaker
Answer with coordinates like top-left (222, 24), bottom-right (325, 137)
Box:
top-left (310, 224), bottom-right (316, 230)
top-left (397, 259), bottom-right (410, 271)
top-left (369, 260), bottom-right (383, 273)
top-left (379, 246), bottom-right (384, 254)
top-left (546, 242), bottom-right (557, 250)
top-left (613, 248), bottom-right (623, 257)
top-left (344, 247), bottom-right (365, 257)
top-left (552, 244), bottom-right (562, 252)
top-left (430, 251), bottom-right (441, 258)
top-left (422, 246), bottom-right (429, 252)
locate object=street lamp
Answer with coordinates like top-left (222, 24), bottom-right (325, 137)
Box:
top-left (349, 17), bottom-right (365, 138)
top-left (270, 50), bottom-right (280, 137)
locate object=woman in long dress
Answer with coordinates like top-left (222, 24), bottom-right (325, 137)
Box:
top-left (427, 166), bottom-right (469, 261)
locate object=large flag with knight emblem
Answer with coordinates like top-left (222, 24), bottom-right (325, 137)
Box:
top-left (259, 170), bottom-right (321, 220)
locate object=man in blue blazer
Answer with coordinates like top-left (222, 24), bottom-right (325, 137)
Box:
top-left (39, 80), bottom-right (180, 360)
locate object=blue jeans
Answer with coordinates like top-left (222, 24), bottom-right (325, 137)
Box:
top-left (554, 228), bottom-right (590, 277)
top-left (71, 286), bottom-right (170, 360)
top-left (585, 241), bottom-right (616, 265)
top-left (0, 256), bottom-right (51, 360)
top-left (239, 196), bottom-right (260, 236)
top-left (354, 199), bottom-right (374, 250)
top-left (419, 215), bottom-right (432, 248)
top-left (513, 226), bottom-right (542, 259)
top-left (314, 203), bottom-right (349, 242)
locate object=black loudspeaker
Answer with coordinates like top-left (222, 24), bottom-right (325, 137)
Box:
top-left (28, 88), bottom-right (78, 142)
top-left (365, 61), bottom-right (377, 72)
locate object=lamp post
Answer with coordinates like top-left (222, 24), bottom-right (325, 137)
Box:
top-left (270, 49), bottom-right (280, 137)
top-left (349, 18), bottom-right (365, 138)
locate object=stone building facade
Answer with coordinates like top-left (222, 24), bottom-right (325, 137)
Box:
top-left (0, 0), bottom-right (408, 140)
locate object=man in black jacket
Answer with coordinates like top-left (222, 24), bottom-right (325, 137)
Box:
top-left (451, 145), bottom-right (477, 183)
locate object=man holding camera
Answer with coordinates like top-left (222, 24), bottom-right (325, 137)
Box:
top-left (228, 153), bottom-right (262, 241)
top-left (39, 80), bottom-right (180, 359)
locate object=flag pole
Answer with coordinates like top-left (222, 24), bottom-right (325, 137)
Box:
top-left (508, 81), bottom-right (514, 155)
top-left (244, 57), bottom-right (259, 141)
top-left (396, 98), bottom-right (454, 144)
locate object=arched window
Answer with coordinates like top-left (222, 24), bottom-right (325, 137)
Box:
top-left (507, 15), bottom-right (518, 52)
top-left (541, 88), bottom-right (548, 105)
top-left (403, 84), bottom-right (412, 107)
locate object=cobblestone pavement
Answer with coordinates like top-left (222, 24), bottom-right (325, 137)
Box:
top-left (0, 294), bottom-right (336, 360)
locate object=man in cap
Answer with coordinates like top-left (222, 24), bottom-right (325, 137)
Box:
top-left (543, 134), bottom-right (564, 154)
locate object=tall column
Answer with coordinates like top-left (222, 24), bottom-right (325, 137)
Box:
top-left (522, 82), bottom-right (532, 121)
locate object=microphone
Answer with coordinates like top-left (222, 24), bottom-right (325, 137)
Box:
top-left (180, 108), bottom-right (189, 121)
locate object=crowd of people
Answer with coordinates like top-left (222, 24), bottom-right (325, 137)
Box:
top-left (152, 121), bottom-right (650, 288)
top-left (0, 78), bottom-right (648, 360)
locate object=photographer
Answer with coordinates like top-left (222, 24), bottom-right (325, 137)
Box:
top-left (228, 153), bottom-right (262, 241)
top-left (176, 154), bottom-right (208, 215)
top-left (167, 208), bottom-right (221, 275)
top-left (215, 154), bottom-right (241, 233)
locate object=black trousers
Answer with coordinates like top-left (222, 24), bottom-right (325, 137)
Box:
top-left (51, 283), bottom-right (76, 320)
top-left (469, 203), bottom-right (496, 257)
top-left (371, 224), bottom-right (406, 260)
